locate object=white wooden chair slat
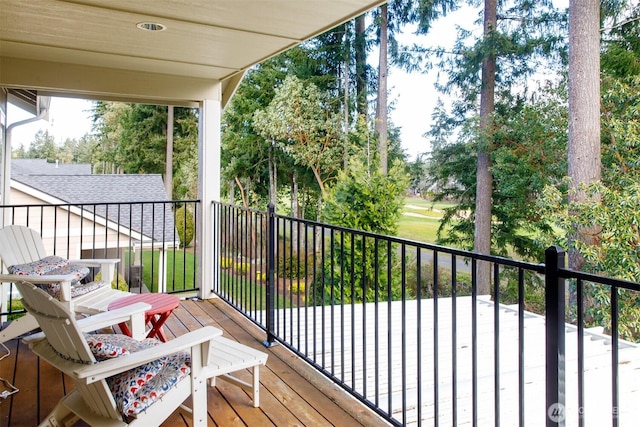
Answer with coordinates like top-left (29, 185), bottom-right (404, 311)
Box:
top-left (0, 225), bottom-right (47, 267)
top-left (16, 280), bottom-right (222, 426)
top-left (0, 225), bottom-right (128, 343)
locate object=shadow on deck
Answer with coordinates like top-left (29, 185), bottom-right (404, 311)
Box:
top-left (0, 298), bottom-right (389, 426)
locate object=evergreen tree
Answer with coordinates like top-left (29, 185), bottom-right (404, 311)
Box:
top-left (26, 130), bottom-right (58, 161)
top-left (426, 0), bottom-right (567, 273)
top-left (91, 102), bottom-right (198, 199)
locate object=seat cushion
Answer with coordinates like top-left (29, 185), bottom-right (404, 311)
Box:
top-left (85, 333), bottom-right (191, 418)
top-left (46, 263), bottom-right (91, 284)
top-left (110, 351), bottom-right (191, 418)
top-left (85, 333), bottom-right (160, 361)
top-left (7, 256), bottom-right (99, 298)
top-left (29, 279), bottom-right (108, 299)
top-left (9, 255), bottom-right (70, 276)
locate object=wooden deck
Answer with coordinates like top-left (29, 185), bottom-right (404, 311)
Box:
top-left (0, 298), bottom-right (390, 427)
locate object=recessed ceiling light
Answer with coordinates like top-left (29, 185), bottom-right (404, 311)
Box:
top-left (136, 22), bottom-right (166, 32)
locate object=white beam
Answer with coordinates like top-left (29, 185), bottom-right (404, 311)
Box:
top-left (198, 96), bottom-right (221, 300)
top-left (1, 57), bottom-right (220, 106)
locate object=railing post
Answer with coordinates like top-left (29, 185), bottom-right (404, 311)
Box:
top-left (545, 245), bottom-right (566, 426)
top-left (263, 203), bottom-right (277, 347)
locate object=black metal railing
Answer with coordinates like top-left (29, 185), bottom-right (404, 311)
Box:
top-left (213, 201), bottom-right (640, 427)
top-left (0, 200), bottom-right (199, 319)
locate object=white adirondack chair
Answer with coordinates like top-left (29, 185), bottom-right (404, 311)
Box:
top-left (15, 280), bottom-right (221, 427)
top-left (0, 225), bottom-right (129, 343)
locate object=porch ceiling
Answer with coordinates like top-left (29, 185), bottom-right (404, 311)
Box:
top-left (0, 0), bottom-right (384, 105)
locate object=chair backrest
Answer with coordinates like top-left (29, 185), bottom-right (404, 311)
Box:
top-left (0, 225), bottom-right (48, 268)
top-left (15, 280), bottom-right (123, 420)
top-left (17, 280), bottom-right (95, 362)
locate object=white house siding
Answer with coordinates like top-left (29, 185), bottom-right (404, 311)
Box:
top-left (8, 188), bottom-right (127, 259)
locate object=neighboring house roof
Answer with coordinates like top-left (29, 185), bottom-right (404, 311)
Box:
top-left (12, 159), bottom-right (178, 245)
top-left (12, 159), bottom-right (92, 176)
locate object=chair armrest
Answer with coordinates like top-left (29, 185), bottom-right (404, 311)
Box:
top-left (76, 326), bottom-right (223, 383)
top-left (68, 258), bottom-right (120, 267)
top-left (22, 303), bottom-right (151, 344)
top-left (0, 273), bottom-right (76, 284)
top-left (0, 274), bottom-right (76, 301)
top-left (68, 259), bottom-right (120, 284)
top-left (77, 302), bottom-right (150, 333)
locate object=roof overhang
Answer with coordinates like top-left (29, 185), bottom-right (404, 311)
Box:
top-left (0, 0), bottom-right (386, 106)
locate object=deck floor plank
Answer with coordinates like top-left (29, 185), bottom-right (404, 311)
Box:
top-left (0, 339), bottom-right (18, 426)
top-left (0, 298), bottom-right (387, 427)
top-left (11, 342), bottom-right (40, 426)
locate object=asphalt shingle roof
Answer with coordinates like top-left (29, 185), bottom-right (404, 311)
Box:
top-left (12, 159), bottom-right (92, 176)
top-left (12, 160), bottom-right (178, 244)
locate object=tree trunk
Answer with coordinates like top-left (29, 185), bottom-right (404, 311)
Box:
top-left (474, 0), bottom-right (497, 295)
top-left (316, 193), bottom-right (323, 252)
top-left (568, 0), bottom-right (601, 271)
top-left (344, 28), bottom-right (350, 169)
top-left (355, 14), bottom-right (367, 118)
top-left (165, 105), bottom-right (174, 198)
top-left (375, 4), bottom-right (389, 175)
top-left (268, 142), bottom-right (278, 207)
top-left (291, 170), bottom-right (300, 249)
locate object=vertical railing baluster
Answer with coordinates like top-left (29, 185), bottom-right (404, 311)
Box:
top-left (312, 223), bottom-right (317, 364)
top-left (611, 284), bottom-right (619, 427)
top-left (351, 232), bottom-right (357, 390)
top-left (330, 228), bottom-right (335, 375)
top-left (545, 246), bottom-right (566, 427)
top-left (433, 249), bottom-right (439, 426)
top-left (452, 254), bottom-right (458, 427)
top-left (472, 257), bottom-right (478, 427)
top-left (401, 243), bottom-right (408, 427)
top-left (263, 203), bottom-right (276, 347)
top-left (577, 278), bottom-right (584, 427)
top-left (339, 231), bottom-right (345, 383)
top-left (416, 248), bottom-right (422, 426)
top-left (361, 235), bottom-right (368, 398)
top-left (494, 262), bottom-right (500, 427)
top-left (518, 268), bottom-right (525, 427)
top-left (386, 239), bottom-right (392, 418)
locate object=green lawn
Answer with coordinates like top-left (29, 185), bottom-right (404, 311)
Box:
top-left (397, 197), bottom-right (453, 243)
top-left (137, 250), bottom-right (197, 293)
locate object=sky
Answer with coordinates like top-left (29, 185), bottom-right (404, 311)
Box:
top-left (6, 5), bottom-right (483, 161)
top-left (8, 97), bottom-right (94, 149)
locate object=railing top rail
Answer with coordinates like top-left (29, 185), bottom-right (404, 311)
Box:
top-left (2, 199), bottom-right (200, 209)
top-left (559, 266), bottom-right (640, 291)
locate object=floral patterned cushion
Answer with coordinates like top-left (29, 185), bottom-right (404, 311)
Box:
top-left (8, 256), bottom-right (98, 298)
top-left (84, 334), bottom-right (159, 361)
top-left (108, 351), bottom-right (191, 418)
top-left (46, 263), bottom-right (90, 284)
top-left (84, 333), bottom-right (191, 418)
top-left (27, 280), bottom-right (107, 299)
top-left (8, 255), bottom-right (69, 276)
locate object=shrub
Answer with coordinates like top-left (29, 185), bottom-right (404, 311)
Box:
top-left (235, 261), bottom-right (250, 275)
top-left (406, 260), bottom-right (472, 299)
top-left (95, 271), bottom-right (129, 292)
top-left (498, 268), bottom-right (545, 314)
top-left (9, 300), bottom-right (24, 321)
top-left (277, 251), bottom-right (309, 279)
top-left (220, 256), bottom-right (233, 269)
top-left (291, 281), bottom-right (306, 294)
top-left (175, 205), bottom-right (195, 248)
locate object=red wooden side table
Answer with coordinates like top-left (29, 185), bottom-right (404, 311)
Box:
top-left (107, 293), bottom-right (180, 342)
